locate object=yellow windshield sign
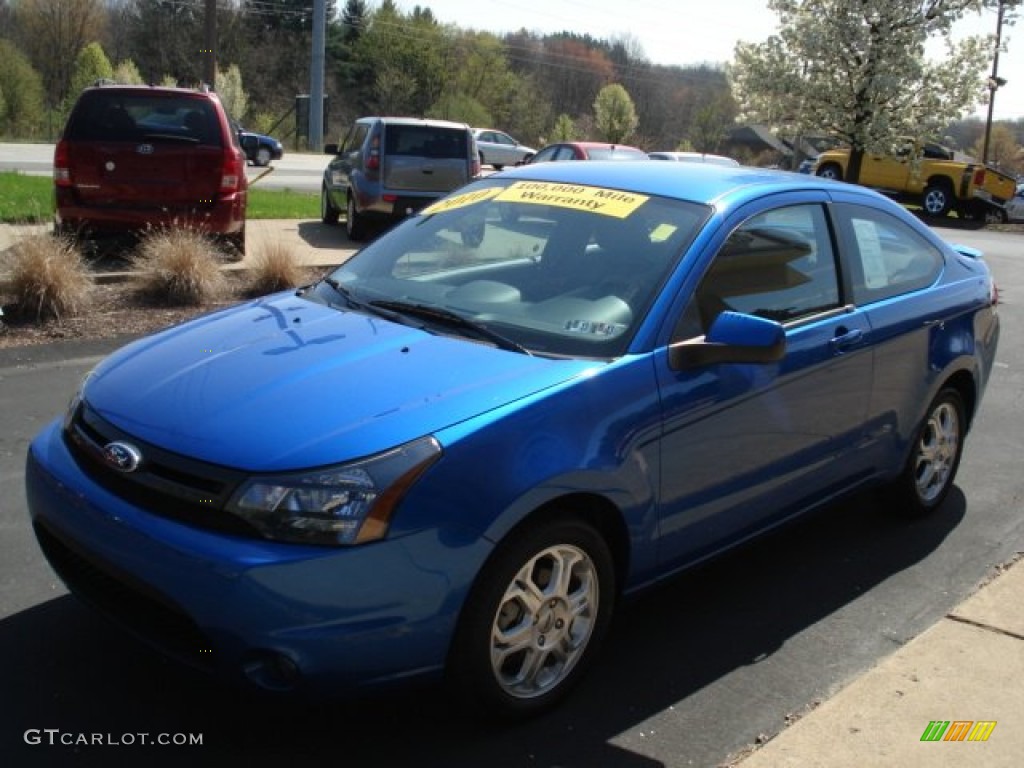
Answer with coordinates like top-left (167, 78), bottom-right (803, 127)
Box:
top-left (421, 187), bottom-right (502, 216)
top-left (496, 182), bottom-right (649, 218)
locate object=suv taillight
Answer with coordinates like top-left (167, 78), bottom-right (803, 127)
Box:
top-left (220, 149), bottom-right (244, 192)
top-left (366, 133), bottom-right (381, 173)
top-left (54, 140), bottom-right (71, 187)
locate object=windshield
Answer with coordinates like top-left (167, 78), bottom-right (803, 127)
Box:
top-left (312, 178), bottom-right (709, 358)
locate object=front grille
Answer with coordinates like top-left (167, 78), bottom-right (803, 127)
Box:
top-left (34, 520), bottom-right (216, 671)
top-left (64, 401), bottom-right (260, 538)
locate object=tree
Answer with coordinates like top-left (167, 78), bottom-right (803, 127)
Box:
top-left (216, 64), bottom-right (249, 121)
top-left (688, 93), bottom-right (735, 153)
top-left (971, 122), bottom-right (1022, 174)
top-left (593, 83), bottom-right (638, 143)
top-left (15, 0), bottom-right (105, 107)
top-left (549, 114), bottom-right (576, 142)
top-left (113, 59), bottom-right (144, 85)
top-left (69, 41), bottom-right (112, 98)
top-left (0, 40), bottom-right (46, 137)
top-left (730, 0), bottom-right (991, 183)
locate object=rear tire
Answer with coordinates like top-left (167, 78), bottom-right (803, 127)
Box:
top-left (447, 515), bottom-right (615, 720)
top-left (884, 388), bottom-right (965, 518)
top-left (922, 183), bottom-right (953, 217)
top-left (816, 163), bottom-right (843, 181)
top-left (255, 147), bottom-right (272, 167)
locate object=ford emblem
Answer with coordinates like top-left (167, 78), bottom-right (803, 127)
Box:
top-left (136, 143), bottom-right (154, 155)
top-left (102, 441), bottom-right (143, 473)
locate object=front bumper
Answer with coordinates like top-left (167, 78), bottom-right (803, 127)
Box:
top-left (26, 420), bottom-right (490, 694)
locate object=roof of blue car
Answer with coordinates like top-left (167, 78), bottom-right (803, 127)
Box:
top-left (497, 159), bottom-right (857, 211)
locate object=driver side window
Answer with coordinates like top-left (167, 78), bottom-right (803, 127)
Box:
top-left (675, 204), bottom-right (840, 340)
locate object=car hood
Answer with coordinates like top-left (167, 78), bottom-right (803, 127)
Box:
top-left (85, 293), bottom-right (597, 471)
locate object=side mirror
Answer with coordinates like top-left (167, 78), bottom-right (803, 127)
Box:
top-left (668, 311), bottom-right (786, 370)
top-left (324, 143), bottom-right (339, 155)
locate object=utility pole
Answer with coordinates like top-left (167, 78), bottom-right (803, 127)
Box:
top-left (309, 0), bottom-right (327, 152)
top-left (981, 0), bottom-right (1009, 165)
top-left (203, 0), bottom-right (217, 88)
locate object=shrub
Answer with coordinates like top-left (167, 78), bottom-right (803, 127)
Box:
top-left (7, 233), bottom-right (93, 322)
top-left (247, 241), bottom-right (307, 295)
top-left (134, 228), bottom-right (225, 306)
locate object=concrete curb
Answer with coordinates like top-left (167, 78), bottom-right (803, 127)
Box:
top-left (732, 556), bottom-right (1024, 766)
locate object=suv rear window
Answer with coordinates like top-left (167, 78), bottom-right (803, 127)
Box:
top-left (385, 125), bottom-right (467, 159)
top-left (64, 91), bottom-right (224, 148)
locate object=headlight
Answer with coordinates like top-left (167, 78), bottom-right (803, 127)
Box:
top-left (226, 437), bottom-right (441, 547)
top-left (63, 369), bottom-right (94, 429)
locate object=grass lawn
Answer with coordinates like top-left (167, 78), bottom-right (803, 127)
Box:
top-left (0, 171), bottom-right (318, 224)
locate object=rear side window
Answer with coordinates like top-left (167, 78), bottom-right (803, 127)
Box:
top-left (342, 122), bottom-right (369, 153)
top-left (833, 203), bottom-right (943, 305)
top-left (65, 91), bottom-right (223, 148)
top-left (385, 126), bottom-right (468, 159)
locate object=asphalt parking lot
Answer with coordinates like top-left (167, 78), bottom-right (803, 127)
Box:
top-left (1, 205), bottom-right (1022, 767)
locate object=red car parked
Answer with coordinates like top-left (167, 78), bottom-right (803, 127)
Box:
top-left (527, 141), bottom-right (648, 163)
top-left (54, 85), bottom-right (248, 254)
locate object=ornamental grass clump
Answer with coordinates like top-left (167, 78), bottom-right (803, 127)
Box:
top-left (134, 227), bottom-right (225, 306)
top-left (8, 233), bottom-right (93, 322)
top-left (247, 241), bottom-right (309, 296)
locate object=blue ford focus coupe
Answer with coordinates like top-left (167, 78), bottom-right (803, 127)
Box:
top-left (26, 161), bottom-right (999, 717)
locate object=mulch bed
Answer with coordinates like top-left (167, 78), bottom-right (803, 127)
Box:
top-left (0, 272), bottom-right (255, 349)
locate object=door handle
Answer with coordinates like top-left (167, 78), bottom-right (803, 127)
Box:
top-left (830, 327), bottom-right (864, 353)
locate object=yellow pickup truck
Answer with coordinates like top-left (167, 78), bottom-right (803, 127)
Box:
top-left (813, 140), bottom-right (1017, 222)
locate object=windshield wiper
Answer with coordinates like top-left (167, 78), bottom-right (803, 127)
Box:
top-left (370, 300), bottom-right (532, 355)
top-left (315, 276), bottom-right (406, 322)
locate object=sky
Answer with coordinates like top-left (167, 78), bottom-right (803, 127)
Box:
top-left (390, 0), bottom-right (1024, 123)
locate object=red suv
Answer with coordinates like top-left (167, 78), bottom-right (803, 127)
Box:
top-left (54, 85), bottom-right (248, 253)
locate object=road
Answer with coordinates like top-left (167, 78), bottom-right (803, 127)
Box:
top-left (1, 221), bottom-right (1021, 766)
top-left (0, 142), bottom-right (327, 193)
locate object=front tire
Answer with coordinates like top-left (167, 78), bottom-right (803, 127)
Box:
top-left (448, 516), bottom-right (615, 719)
top-left (320, 184), bottom-right (340, 225)
top-left (885, 388), bottom-right (965, 518)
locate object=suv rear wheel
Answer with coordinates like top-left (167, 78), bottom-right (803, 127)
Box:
top-left (346, 195), bottom-right (368, 241)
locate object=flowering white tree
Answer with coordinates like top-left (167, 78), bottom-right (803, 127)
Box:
top-left (730, 0), bottom-right (993, 181)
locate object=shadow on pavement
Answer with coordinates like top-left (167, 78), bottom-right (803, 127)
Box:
top-left (1, 489), bottom-right (966, 768)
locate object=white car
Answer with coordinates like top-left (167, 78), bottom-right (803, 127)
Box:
top-left (472, 129), bottom-right (535, 169)
top-left (1006, 184), bottom-right (1024, 222)
top-left (648, 151), bottom-right (740, 166)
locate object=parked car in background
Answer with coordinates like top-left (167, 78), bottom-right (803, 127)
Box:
top-left (1006, 183), bottom-right (1024, 222)
top-left (797, 155), bottom-right (818, 174)
top-left (233, 121), bottom-right (283, 166)
top-left (528, 141), bottom-right (648, 163)
top-left (472, 128), bottom-right (535, 169)
top-left (53, 84), bottom-right (248, 254)
top-left (27, 161), bottom-right (999, 720)
top-left (321, 116), bottom-right (480, 240)
top-left (648, 151), bottom-right (739, 166)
